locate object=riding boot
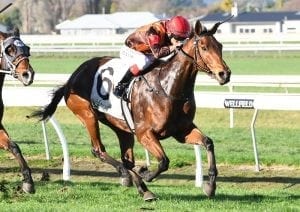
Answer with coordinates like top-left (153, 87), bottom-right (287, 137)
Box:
top-left (113, 69), bottom-right (134, 99)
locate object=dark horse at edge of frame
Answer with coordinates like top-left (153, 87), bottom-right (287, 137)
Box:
top-left (0, 28), bottom-right (35, 193)
top-left (29, 18), bottom-right (231, 201)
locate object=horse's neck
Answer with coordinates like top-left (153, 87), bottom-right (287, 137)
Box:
top-left (160, 53), bottom-right (197, 98)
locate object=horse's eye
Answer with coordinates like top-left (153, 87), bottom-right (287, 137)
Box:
top-left (201, 46), bottom-right (207, 51)
top-left (5, 45), bottom-right (16, 56)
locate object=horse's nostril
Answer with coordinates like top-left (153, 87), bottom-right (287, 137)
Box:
top-left (22, 72), bottom-right (29, 79)
top-left (218, 71), bottom-right (225, 79)
top-left (21, 71), bottom-right (34, 86)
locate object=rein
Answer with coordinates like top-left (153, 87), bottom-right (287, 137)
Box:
top-left (0, 68), bottom-right (13, 75)
top-left (140, 34), bottom-right (215, 102)
top-left (140, 36), bottom-right (212, 101)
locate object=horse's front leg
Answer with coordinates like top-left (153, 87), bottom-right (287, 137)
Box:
top-left (0, 129), bottom-right (35, 193)
top-left (135, 129), bottom-right (169, 182)
top-left (175, 124), bottom-right (217, 198)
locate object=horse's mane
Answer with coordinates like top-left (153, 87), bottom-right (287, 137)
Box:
top-left (0, 27), bottom-right (20, 39)
top-left (0, 31), bottom-right (8, 39)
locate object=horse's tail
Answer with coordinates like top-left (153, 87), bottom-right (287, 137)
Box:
top-left (28, 85), bottom-right (65, 121)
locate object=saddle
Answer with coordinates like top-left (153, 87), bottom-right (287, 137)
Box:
top-left (90, 54), bottom-right (173, 129)
top-left (90, 58), bottom-right (135, 128)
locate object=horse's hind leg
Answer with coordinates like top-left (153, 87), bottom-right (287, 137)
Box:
top-left (113, 129), bottom-right (135, 186)
top-left (175, 124), bottom-right (217, 198)
top-left (66, 94), bottom-right (131, 185)
top-left (0, 129), bottom-right (35, 193)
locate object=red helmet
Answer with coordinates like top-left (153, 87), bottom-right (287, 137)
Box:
top-left (166, 16), bottom-right (191, 39)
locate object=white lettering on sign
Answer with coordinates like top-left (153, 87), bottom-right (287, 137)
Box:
top-left (224, 99), bottom-right (254, 109)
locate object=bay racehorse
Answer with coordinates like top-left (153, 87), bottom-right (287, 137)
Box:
top-left (29, 19), bottom-right (231, 200)
top-left (0, 28), bottom-right (35, 193)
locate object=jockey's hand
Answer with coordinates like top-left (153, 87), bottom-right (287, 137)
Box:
top-left (170, 37), bottom-right (183, 52)
top-left (170, 37), bottom-right (183, 46)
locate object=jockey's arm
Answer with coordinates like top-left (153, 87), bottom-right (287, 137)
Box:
top-left (146, 26), bottom-right (174, 59)
top-left (168, 38), bottom-right (184, 53)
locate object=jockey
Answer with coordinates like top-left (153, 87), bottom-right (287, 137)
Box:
top-left (113, 15), bottom-right (191, 99)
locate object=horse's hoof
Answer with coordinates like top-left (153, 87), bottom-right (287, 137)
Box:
top-left (132, 166), bottom-right (154, 182)
top-left (133, 165), bottom-right (148, 175)
top-left (120, 177), bottom-right (133, 187)
top-left (143, 191), bottom-right (157, 202)
top-left (22, 182), bottom-right (35, 194)
top-left (203, 182), bottom-right (216, 198)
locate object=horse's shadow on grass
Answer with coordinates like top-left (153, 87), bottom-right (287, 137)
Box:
top-left (159, 173), bottom-right (300, 185)
top-left (0, 167), bottom-right (299, 185)
top-left (158, 192), bottom-right (300, 203)
top-left (1, 167), bottom-right (299, 203)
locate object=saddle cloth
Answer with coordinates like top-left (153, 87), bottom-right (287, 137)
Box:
top-left (90, 58), bottom-right (134, 129)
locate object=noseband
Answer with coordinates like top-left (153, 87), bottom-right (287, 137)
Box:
top-left (0, 36), bottom-right (30, 77)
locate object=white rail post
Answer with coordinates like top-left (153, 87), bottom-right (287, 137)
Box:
top-left (144, 146), bottom-right (202, 187)
top-left (42, 120), bottom-right (51, 160)
top-left (144, 149), bottom-right (151, 167)
top-left (229, 85), bottom-right (234, 128)
top-left (48, 116), bottom-right (71, 181)
top-left (250, 109), bottom-right (260, 172)
top-left (194, 145), bottom-right (203, 187)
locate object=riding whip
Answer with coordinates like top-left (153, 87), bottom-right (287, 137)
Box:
top-left (0, 3), bottom-right (13, 14)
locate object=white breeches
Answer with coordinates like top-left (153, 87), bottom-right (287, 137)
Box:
top-left (119, 45), bottom-right (155, 70)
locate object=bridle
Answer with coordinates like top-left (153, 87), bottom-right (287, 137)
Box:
top-left (178, 15), bottom-right (234, 74)
top-left (0, 36), bottom-right (31, 77)
top-left (141, 34), bottom-right (216, 99)
top-left (178, 34), bottom-right (212, 74)
top-left (141, 35), bottom-right (214, 101)
top-left (142, 17), bottom-right (233, 100)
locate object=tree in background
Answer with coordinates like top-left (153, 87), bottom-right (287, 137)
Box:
top-left (11, 0), bottom-right (114, 33)
top-left (275, 0), bottom-right (284, 9)
top-left (13, 0), bottom-right (79, 33)
top-left (0, 0), bottom-right (297, 34)
top-left (114, 0), bottom-right (207, 18)
top-left (213, 0), bottom-right (279, 13)
top-left (114, 0), bottom-right (170, 14)
top-left (0, 8), bottom-right (21, 31)
top-left (281, 0), bottom-right (300, 10)
top-left (86, 0), bottom-right (112, 14)
top-left (219, 0), bottom-right (233, 12)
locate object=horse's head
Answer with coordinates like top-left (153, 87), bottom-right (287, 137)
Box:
top-left (185, 18), bottom-right (231, 85)
top-left (0, 28), bottom-right (34, 86)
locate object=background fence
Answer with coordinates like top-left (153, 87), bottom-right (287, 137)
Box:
top-left (20, 33), bottom-right (300, 53)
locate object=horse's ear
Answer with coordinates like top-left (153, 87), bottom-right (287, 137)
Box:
top-left (194, 20), bottom-right (203, 35)
top-left (13, 27), bottom-right (20, 37)
top-left (207, 22), bottom-right (221, 35)
top-left (207, 15), bottom-right (234, 36)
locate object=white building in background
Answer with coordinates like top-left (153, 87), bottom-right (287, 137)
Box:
top-left (54, 8), bottom-right (300, 36)
top-left (197, 4), bottom-right (300, 35)
top-left (55, 12), bottom-right (162, 36)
